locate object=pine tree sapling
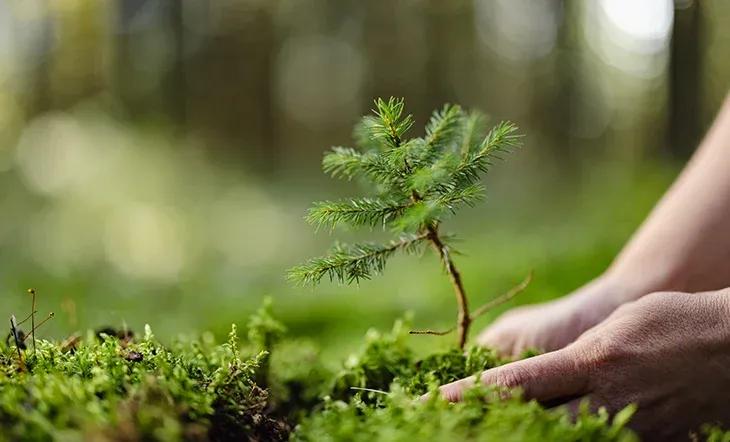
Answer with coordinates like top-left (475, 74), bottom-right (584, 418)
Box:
top-left (289, 97), bottom-right (530, 349)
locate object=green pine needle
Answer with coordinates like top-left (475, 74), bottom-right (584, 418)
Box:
top-left (288, 234), bottom-right (429, 285)
top-left (307, 198), bottom-right (410, 230)
top-left (460, 110), bottom-right (488, 155)
top-left (371, 97), bottom-right (414, 149)
top-left (422, 104), bottom-right (464, 156)
top-left (290, 98), bottom-right (522, 288)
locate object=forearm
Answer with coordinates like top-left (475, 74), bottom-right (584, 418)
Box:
top-left (608, 94), bottom-right (730, 298)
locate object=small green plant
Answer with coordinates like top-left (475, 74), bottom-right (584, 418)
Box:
top-left (289, 97), bottom-right (530, 348)
top-left (7, 288), bottom-right (54, 369)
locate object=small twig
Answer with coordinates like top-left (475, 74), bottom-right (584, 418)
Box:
top-left (9, 315), bottom-right (24, 368)
top-left (28, 289), bottom-right (37, 357)
top-left (350, 387), bottom-right (390, 395)
top-left (16, 310), bottom-right (38, 326)
top-left (409, 327), bottom-right (454, 336)
top-left (22, 312), bottom-right (55, 343)
top-left (469, 271), bottom-right (533, 320)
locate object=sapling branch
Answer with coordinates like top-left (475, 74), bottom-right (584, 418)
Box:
top-left (289, 97), bottom-right (524, 350)
top-left (470, 271), bottom-right (533, 320)
top-left (409, 327), bottom-right (455, 336)
top-left (409, 272), bottom-right (533, 339)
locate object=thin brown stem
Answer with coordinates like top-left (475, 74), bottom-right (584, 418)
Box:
top-left (9, 315), bottom-right (25, 369)
top-left (22, 312), bottom-right (54, 343)
top-left (28, 289), bottom-right (36, 357)
top-left (470, 271), bottom-right (533, 320)
top-left (16, 310), bottom-right (38, 326)
top-left (409, 327), bottom-right (455, 336)
top-left (409, 188), bottom-right (471, 349)
top-left (425, 224), bottom-right (471, 349)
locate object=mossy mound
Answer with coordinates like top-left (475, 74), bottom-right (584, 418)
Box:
top-left (0, 324), bottom-right (288, 441)
top-left (295, 318), bottom-right (637, 442)
top-left (1, 307), bottom-right (639, 441)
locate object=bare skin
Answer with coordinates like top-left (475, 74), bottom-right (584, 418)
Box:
top-left (479, 93), bottom-right (730, 357)
top-left (438, 290), bottom-right (730, 441)
top-left (435, 94), bottom-right (730, 439)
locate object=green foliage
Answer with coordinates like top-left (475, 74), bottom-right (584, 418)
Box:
top-left (293, 386), bottom-right (638, 442)
top-left (703, 425), bottom-right (730, 442)
top-left (293, 321), bottom-right (637, 442)
top-left (330, 317), bottom-right (503, 404)
top-left (1, 309), bottom-right (643, 442)
top-left (247, 298), bottom-right (286, 350)
top-left (289, 235), bottom-right (429, 285)
top-left (289, 97), bottom-right (521, 286)
top-left (0, 322), bottom-right (289, 441)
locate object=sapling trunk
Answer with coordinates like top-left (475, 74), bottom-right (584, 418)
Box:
top-left (289, 97), bottom-right (528, 350)
top-left (425, 224), bottom-right (471, 348)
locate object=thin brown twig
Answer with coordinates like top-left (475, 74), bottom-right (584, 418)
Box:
top-left (16, 310), bottom-right (38, 326)
top-left (470, 271), bottom-right (533, 320)
top-left (28, 289), bottom-right (36, 357)
top-left (22, 312), bottom-right (55, 343)
top-left (409, 327), bottom-right (455, 336)
top-left (410, 271), bottom-right (532, 340)
top-left (9, 315), bottom-right (24, 369)
top-left (350, 387), bottom-right (390, 395)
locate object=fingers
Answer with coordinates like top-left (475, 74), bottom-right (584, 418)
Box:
top-left (436, 347), bottom-right (591, 404)
top-left (476, 327), bottom-right (518, 357)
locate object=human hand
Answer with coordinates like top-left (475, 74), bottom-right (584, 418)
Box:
top-left (476, 274), bottom-right (631, 357)
top-left (439, 289), bottom-right (730, 441)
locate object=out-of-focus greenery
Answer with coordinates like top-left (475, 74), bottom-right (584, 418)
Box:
top-left (0, 0), bottom-right (727, 359)
top-left (1, 130), bottom-right (677, 359)
top-left (703, 425), bottom-right (730, 442)
top-left (0, 104), bottom-right (680, 361)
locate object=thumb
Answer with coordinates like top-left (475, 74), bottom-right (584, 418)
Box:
top-left (436, 347), bottom-right (591, 403)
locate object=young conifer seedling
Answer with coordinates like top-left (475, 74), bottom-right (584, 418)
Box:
top-left (289, 98), bottom-right (531, 349)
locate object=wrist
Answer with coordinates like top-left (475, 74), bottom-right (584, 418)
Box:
top-left (604, 252), bottom-right (691, 299)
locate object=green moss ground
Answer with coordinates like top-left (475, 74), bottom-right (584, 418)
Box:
top-left (1, 303), bottom-right (645, 442)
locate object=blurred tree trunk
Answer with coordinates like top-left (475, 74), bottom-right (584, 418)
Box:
top-left (185, 2), bottom-right (278, 172)
top-left (667, 1), bottom-right (703, 159)
top-left (168, 0), bottom-right (186, 132)
top-left (362, 1), bottom-right (428, 118)
top-left (29, 0), bottom-right (53, 115)
top-left (532, 1), bottom-right (576, 160)
top-left (423, 0), bottom-right (478, 111)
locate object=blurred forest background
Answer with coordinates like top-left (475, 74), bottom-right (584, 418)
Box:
top-left (0, 0), bottom-right (728, 356)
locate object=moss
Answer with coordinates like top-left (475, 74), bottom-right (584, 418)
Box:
top-left (702, 425), bottom-right (730, 442)
top-left (294, 318), bottom-right (637, 442)
top-left (293, 387), bottom-right (637, 442)
top-left (0, 324), bottom-right (287, 442)
top-left (1, 309), bottom-right (638, 442)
